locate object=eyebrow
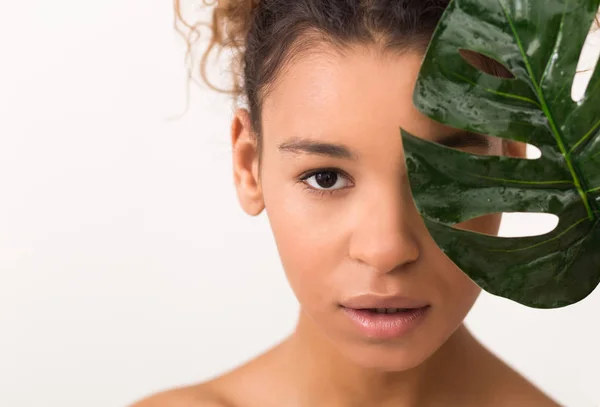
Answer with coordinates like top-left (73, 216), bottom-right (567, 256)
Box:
top-left (277, 131), bottom-right (490, 160)
top-left (436, 131), bottom-right (492, 148)
top-left (278, 137), bottom-right (358, 160)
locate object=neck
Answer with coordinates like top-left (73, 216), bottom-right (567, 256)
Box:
top-left (285, 308), bottom-right (483, 407)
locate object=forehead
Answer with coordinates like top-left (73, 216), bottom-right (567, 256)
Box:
top-left (261, 44), bottom-right (452, 151)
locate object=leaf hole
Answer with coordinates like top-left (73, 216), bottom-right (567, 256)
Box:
top-left (458, 49), bottom-right (515, 79)
top-left (526, 144), bottom-right (542, 159)
top-left (571, 16), bottom-right (600, 102)
top-left (435, 131), bottom-right (540, 160)
top-left (503, 138), bottom-right (541, 160)
top-left (453, 212), bottom-right (558, 238)
top-left (499, 212), bottom-right (559, 237)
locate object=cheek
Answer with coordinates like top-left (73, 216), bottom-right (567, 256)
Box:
top-left (261, 172), bottom-right (346, 308)
top-left (445, 261), bottom-right (482, 306)
top-left (446, 213), bottom-right (501, 304)
top-left (426, 256), bottom-right (481, 344)
top-left (428, 239), bottom-right (482, 307)
top-left (418, 235), bottom-right (482, 332)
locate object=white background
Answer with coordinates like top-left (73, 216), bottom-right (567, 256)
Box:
top-left (0, 1), bottom-right (599, 406)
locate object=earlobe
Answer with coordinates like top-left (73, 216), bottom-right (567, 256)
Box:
top-left (231, 108), bottom-right (265, 216)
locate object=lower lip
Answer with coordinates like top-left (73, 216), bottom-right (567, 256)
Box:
top-left (341, 306), bottom-right (430, 340)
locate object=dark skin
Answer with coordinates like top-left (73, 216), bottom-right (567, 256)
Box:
top-left (131, 45), bottom-right (560, 407)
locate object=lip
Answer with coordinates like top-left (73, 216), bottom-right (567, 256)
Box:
top-left (342, 306), bottom-right (430, 340)
top-left (339, 293), bottom-right (431, 340)
top-left (340, 293), bottom-right (430, 310)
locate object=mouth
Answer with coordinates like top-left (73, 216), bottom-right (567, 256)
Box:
top-left (358, 307), bottom-right (421, 314)
top-left (340, 293), bottom-right (430, 311)
top-left (341, 305), bottom-right (431, 340)
top-left (339, 293), bottom-right (431, 340)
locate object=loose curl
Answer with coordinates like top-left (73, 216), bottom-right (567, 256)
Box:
top-left (174, 0), bottom-right (258, 99)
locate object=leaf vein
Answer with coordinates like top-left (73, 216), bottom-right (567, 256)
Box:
top-left (498, 0), bottom-right (594, 220)
top-left (448, 71), bottom-right (541, 107)
top-left (448, 165), bottom-right (572, 186)
top-left (540, 0), bottom-right (570, 87)
top-left (568, 118), bottom-right (600, 155)
top-left (486, 216), bottom-right (590, 253)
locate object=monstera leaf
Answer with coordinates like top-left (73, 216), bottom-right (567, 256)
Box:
top-left (401, 0), bottom-right (600, 308)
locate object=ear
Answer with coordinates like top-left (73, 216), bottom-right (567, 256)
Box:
top-left (231, 108), bottom-right (264, 216)
top-left (502, 139), bottom-right (528, 159)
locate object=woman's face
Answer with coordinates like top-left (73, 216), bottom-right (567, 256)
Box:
top-left (233, 44), bottom-right (524, 371)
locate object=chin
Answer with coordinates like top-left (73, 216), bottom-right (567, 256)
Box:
top-left (336, 337), bottom-right (441, 372)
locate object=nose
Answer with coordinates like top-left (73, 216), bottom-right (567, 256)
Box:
top-left (348, 183), bottom-right (420, 274)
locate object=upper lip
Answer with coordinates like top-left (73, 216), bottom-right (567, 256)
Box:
top-left (341, 294), bottom-right (430, 310)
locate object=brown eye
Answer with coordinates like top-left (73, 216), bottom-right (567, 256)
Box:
top-left (315, 172), bottom-right (338, 188)
top-left (302, 170), bottom-right (350, 191)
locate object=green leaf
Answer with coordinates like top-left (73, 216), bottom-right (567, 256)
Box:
top-left (401, 0), bottom-right (600, 308)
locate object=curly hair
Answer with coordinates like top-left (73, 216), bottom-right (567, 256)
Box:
top-left (174, 0), bottom-right (257, 97)
top-left (173, 0), bottom-right (594, 135)
top-left (175, 0), bottom-right (464, 133)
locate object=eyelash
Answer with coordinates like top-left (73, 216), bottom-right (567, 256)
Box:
top-left (297, 168), bottom-right (353, 197)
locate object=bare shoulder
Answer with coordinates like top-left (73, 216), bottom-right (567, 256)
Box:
top-left (127, 343), bottom-right (284, 407)
top-left (474, 346), bottom-right (561, 407)
top-left (498, 377), bottom-right (561, 407)
top-left (494, 378), bottom-right (561, 407)
top-left (127, 341), bottom-right (287, 407)
top-left (128, 383), bottom-right (234, 407)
